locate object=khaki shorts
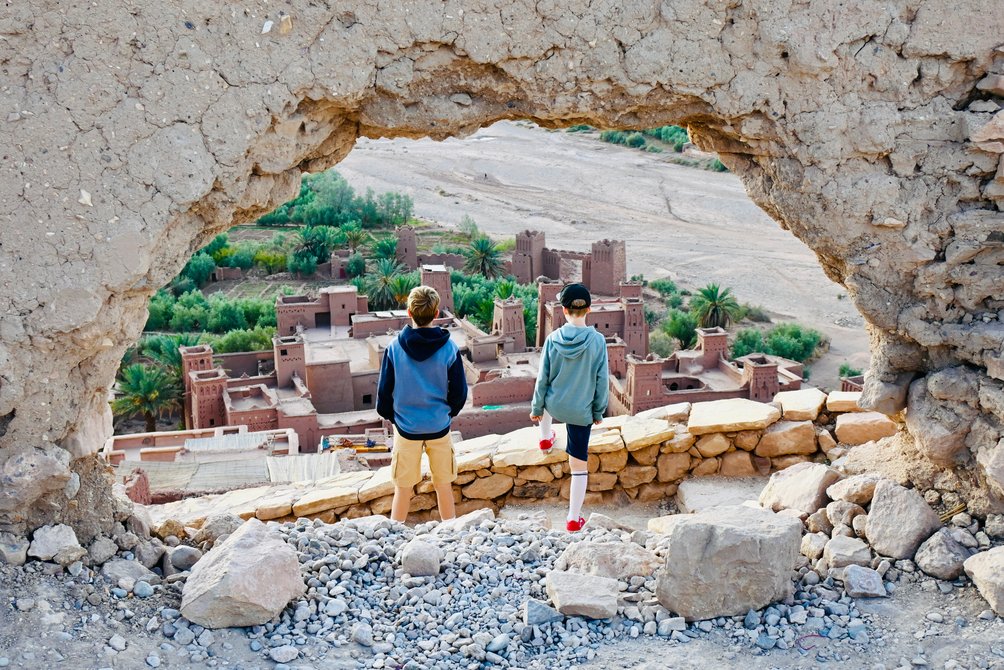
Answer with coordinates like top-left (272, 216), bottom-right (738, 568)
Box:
top-left (390, 431), bottom-right (457, 489)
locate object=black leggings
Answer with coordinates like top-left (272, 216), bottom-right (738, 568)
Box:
top-left (565, 423), bottom-right (591, 461)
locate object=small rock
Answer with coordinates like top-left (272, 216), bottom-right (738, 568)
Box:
top-left (352, 623), bottom-right (374, 647)
top-left (269, 646), bottom-right (299, 663)
top-left (523, 598), bottom-right (562, 626)
top-left (134, 581), bottom-right (154, 598)
top-left (842, 565), bottom-right (886, 598)
top-left (170, 546), bottom-right (202, 571)
top-left (108, 635), bottom-right (127, 652)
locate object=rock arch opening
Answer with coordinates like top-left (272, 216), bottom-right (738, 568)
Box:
top-left (1, 1), bottom-right (1003, 539)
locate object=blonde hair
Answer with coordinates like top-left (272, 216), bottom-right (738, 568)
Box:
top-left (407, 285), bottom-right (440, 326)
top-left (563, 303), bottom-right (589, 318)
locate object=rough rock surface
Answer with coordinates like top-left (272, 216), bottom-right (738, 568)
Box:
top-left (964, 548), bottom-right (1004, 616)
top-left (915, 528), bottom-right (975, 580)
top-left (1, 1), bottom-right (1004, 536)
top-left (866, 480), bottom-right (942, 560)
top-left (842, 565), bottom-right (887, 598)
top-left (654, 505), bottom-right (801, 620)
top-left (835, 412), bottom-right (900, 446)
top-left (558, 541), bottom-right (661, 581)
top-left (26, 524), bottom-right (85, 565)
top-left (399, 539), bottom-right (442, 577)
top-left (758, 462), bottom-right (842, 516)
top-left (545, 570), bottom-right (618, 619)
top-left (181, 519), bottom-right (305, 628)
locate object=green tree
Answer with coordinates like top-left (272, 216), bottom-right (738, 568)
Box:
top-left (688, 283), bottom-right (742, 329)
top-left (389, 273), bottom-right (419, 308)
top-left (662, 309), bottom-right (697, 349)
top-left (345, 253), bottom-right (366, 278)
top-left (730, 329), bottom-right (766, 359)
top-left (458, 215), bottom-right (480, 240)
top-left (112, 363), bottom-right (181, 433)
top-left (371, 237), bottom-right (398, 260)
top-left (145, 290), bottom-right (176, 330)
top-left (463, 237), bottom-right (505, 279)
top-left (204, 326), bottom-right (277, 353)
top-left (169, 290), bottom-right (210, 331)
top-left (365, 258), bottom-right (405, 310)
top-left (649, 329), bottom-right (677, 357)
top-left (495, 279), bottom-right (516, 299)
top-left (287, 249), bottom-right (318, 276)
top-left (730, 324), bottom-right (823, 363)
top-left (180, 252), bottom-right (216, 287)
top-left (208, 297), bottom-right (249, 333)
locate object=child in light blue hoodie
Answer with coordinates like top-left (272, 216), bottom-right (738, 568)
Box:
top-left (530, 283), bottom-right (609, 531)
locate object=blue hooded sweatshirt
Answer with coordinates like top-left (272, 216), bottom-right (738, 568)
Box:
top-left (376, 325), bottom-right (468, 440)
top-left (531, 324), bottom-right (609, 426)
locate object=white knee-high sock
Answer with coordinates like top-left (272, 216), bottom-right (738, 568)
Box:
top-left (568, 471), bottom-right (588, 521)
top-left (538, 411), bottom-right (553, 440)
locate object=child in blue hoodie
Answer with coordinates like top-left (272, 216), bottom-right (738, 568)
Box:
top-left (530, 283), bottom-right (609, 531)
top-left (377, 286), bottom-right (468, 523)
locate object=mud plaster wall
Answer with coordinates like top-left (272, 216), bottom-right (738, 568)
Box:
top-left (1, 1), bottom-right (1003, 537)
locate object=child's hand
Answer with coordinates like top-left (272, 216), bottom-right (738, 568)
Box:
top-left (593, 420), bottom-right (602, 426)
top-left (530, 414), bottom-right (542, 423)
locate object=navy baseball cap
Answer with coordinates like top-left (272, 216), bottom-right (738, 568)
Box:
top-left (559, 283), bottom-right (591, 309)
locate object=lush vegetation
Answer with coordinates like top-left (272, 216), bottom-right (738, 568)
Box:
top-left (463, 236), bottom-right (506, 279)
top-left (688, 283), bottom-right (742, 330)
top-left (839, 363), bottom-right (863, 378)
top-left (661, 309), bottom-right (698, 349)
top-left (452, 272), bottom-right (538, 346)
top-left (145, 290), bottom-right (276, 333)
top-left (731, 323), bottom-right (826, 363)
top-left (112, 363), bottom-right (181, 432)
top-left (257, 171), bottom-right (413, 228)
top-left (597, 125), bottom-right (729, 172)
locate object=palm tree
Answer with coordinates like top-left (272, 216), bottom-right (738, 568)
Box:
top-left (343, 226), bottom-right (369, 255)
top-left (688, 283), bottom-right (742, 329)
top-left (140, 333), bottom-right (203, 371)
top-left (389, 274), bottom-right (418, 308)
top-left (463, 236), bottom-right (504, 279)
top-left (371, 237), bottom-right (398, 261)
top-left (495, 279), bottom-right (516, 299)
top-left (365, 258), bottom-right (405, 310)
top-left (112, 364), bottom-right (181, 432)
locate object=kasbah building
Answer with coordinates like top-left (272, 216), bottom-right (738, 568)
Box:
top-left (111, 229), bottom-right (802, 465)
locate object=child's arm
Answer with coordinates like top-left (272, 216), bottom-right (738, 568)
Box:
top-left (592, 340), bottom-right (609, 423)
top-left (446, 350), bottom-right (468, 417)
top-left (376, 349), bottom-right (395, 423)
top-left (530, 340), bottom-right (551, 419)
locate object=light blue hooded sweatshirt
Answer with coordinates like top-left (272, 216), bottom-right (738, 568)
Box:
top-left (531, 324), bottom-right (609, 426)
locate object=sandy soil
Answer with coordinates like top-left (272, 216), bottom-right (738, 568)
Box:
top-left (337, 121), bottom-right (870, 389)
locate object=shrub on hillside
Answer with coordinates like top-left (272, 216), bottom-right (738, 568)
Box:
top-left (731, 323), bottom-right (824, 363)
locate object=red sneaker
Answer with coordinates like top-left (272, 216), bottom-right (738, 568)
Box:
top-left (539, 432), bottom-right (556, 452)
top-left (566, 516), bottom-right (586, 532)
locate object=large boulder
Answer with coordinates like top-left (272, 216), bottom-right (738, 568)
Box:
top-left (181, 519), bottom-right (305, 628)
top-left (758, 462), bottom-right (842, 515)
top-left (399, 539), bottom-right (442, 577)
top-left (964, 547), bottom-right (1004, 616)
top-left (558, 541), bottom-right (661, 581)
top-left (754, 420), bottom-right (816, 457)
top-left (654, 505), bottom-right (801, 620)
top-left (834, 412), bottom-right (898, 446)
top-left (677, 477), bottom-right (766, 514)
top-left (687, 399), bottom-right (781, 435)
top-left (865, 480), bottom-right (941, 560)
top-left (545, 570), bottom-right (618, 619)
top-left (27, 524), bottom-right (86, 566)
top-left (915, 528), bottom-right (974, 580)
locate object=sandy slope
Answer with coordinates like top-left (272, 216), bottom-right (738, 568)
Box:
top-left (338, 121), bottom-right (870, 389)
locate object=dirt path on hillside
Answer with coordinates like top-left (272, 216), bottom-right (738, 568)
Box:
top-left (336, 121), bottom-right (870, 390)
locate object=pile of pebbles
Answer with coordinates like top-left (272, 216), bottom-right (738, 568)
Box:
top-left (165, 514), bottom-right (897, 669)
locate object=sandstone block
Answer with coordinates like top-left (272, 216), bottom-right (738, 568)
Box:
top-left (758, 462), bottom-right (842, 516)
top-left (755, 420), bottom-right (816, 458)
top-left (852, 514), bottom-right (868, 539)
top-left (630, 443), bottom-right (661, 466)
top-left (545, 570), bottom-right (618, 619)
top-left (636, 481), bottom-right (676, 502)
top-left (733, 430), bottom-right (760, 451)
top-left (695, 433), bottom-right (730, 458)
top-left (842, 565), bottom-right (887, 598)
top-left (826, 474), bottom-right (881, 505)
top-left (400, 539), bottom-right (442, 577)
top-left (826, 391), bottom-right (862, 412)
top-left (558, 541), bottom-right (661, 580)
top-left (192, 512), bottom-right (243, 547)
top-left (512, 481), bottom-right (561, 498)
top-left (598, 449), bottom-right (628, 472)
top-left (771, 454), bottom-right (814, 470)
top-left (519, 465), bottom-right (555, 482)
top-left (357, 467), bottom-right (395, 504)
top-left (291, 471), bottom-right (372, 516)
top-left (618, 465), bottom-right (657, 489)
top-left (622, 418), bottom-right (675, 451)
top-left (587, 472), bottom-right (618, 492)
top-left (493, 427), bottom-right (569, 466)
top-left (461, 474), bottom-right (514, 500)
top-left (181, 519), bottom-right (305, 628)
top-left (660, 430), bottom-right (693, 453)
top-left (636, 402), bottom-right (691, 422)
top-left (866, 480), bottom-right (942, 560)
top-left (691, 457), bottom-right (720, 476)
top-left (676, 477), bottom-right (766, 514)
top-left (964, 547), bottom-right (1004, 616)
top-left (835, 412), bottom-right (898, 445)
top-left (656, 453), bottom-right (689, 483)
top-left (719, 451), bottom-right (756, 477)
top-left (915, 528), bottom-right (974, 580)
top-left (824, 536), bottom-right (871, 569)
top-left (773, 388), bottom-right (827, 421)
top-left (816, 428), bottom-right (837, 456)
top-left (588, 429), bottom-right (626, 454)
top-left (688, 399), bottom-right (781, 435)
top-left (648, 514), bottom-right (691, 535)
top-left (655, 505), bottom-right (801, 620)
top-left (806, 509), bottom-right (833, 535)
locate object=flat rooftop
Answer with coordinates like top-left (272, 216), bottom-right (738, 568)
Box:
top-left (317, 409), bottom-right (382, 429)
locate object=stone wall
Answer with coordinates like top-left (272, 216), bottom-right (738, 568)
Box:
top-left (1, 0), bottom-right (1003, 537)
top-left (146, 392), bottom-right (897, 530)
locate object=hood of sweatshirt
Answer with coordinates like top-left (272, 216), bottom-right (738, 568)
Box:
top-left (399, 325), bottom-right (452, 361)
top-left (551, 323), bottom-right (596, 360)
